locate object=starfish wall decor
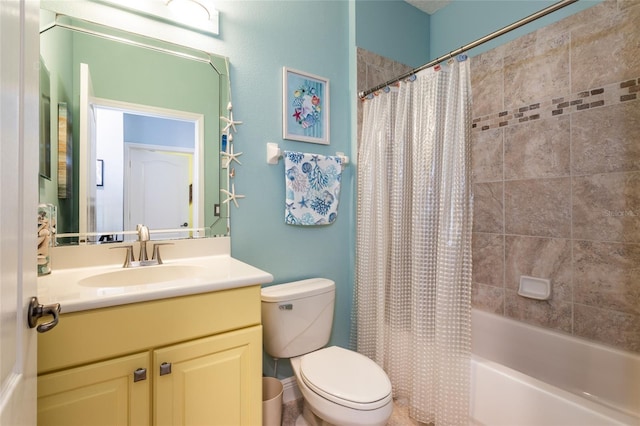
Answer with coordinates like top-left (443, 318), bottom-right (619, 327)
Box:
top-left (219, 102), bottom-right (245, 208)
top-left (220, 144), bottom-right (243, 168)
top-left (220, 183), bottom-right (245, 209)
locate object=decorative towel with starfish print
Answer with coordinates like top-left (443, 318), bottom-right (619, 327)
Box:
top-left (284, 151), bottom-right (342, 225)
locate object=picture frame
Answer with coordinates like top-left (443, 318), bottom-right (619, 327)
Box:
top-left (57, 102), bottom-right (73, 199)
top-left (96, 159), bottom-right (104, 187)
top-left (282, 67), bottom-right (330, 145)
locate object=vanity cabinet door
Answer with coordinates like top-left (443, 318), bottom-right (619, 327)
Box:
top-left (153, 325), bottom-right (262, 426)
top-left (37, 352), bottom-right (150, 426)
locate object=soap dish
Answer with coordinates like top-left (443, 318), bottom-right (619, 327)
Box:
top-left (518, 276), bottom-right (551, 300)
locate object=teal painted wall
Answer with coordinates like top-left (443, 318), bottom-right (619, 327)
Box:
top-left (429, 0), bottom-right (604, 59)
top-left (355, 0), bottom-right (431, 67)
top-left (210, 1), bottom-right (354, 377)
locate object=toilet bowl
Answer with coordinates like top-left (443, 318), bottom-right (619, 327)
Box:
top-left (291, 346), bottom-right (393, 426)
top-left (261, 279), bottom-right (393, 426)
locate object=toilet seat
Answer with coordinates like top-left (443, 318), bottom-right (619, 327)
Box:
top-left (300, 346), bottom-right (392, 410)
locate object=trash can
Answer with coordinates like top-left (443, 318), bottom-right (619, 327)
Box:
top-left (262, 377), bottom-right (283, 426)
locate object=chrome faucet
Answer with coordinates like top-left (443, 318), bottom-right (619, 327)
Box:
top-left (137, 224), bottom-right (150, 262)
top-left (111, 225), bottom-right (172, 268)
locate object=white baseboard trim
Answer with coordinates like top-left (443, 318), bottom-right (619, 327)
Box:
top-left (280, 376), bottom-right (302, 403)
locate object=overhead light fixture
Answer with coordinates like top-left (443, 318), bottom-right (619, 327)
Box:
top-left (96, 0), bottom-right (219, 35)
top-left (166, 0), bottom-right (211, 22)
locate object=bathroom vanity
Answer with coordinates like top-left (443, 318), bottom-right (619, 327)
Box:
top-left (36, 238), bottom-right (273, 426)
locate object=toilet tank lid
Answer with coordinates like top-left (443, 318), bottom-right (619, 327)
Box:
top-left (261, 278), bottom-right (335, 302)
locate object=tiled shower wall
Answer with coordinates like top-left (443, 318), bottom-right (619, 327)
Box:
top-left (470, 0), bottom-right (639, 353)
top-left (357, 0), bottom-right (639, 354)
top-left (356, 47), bottom-right (412, 145)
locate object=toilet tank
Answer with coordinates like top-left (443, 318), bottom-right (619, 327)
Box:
top-left (261, 278), bottom-right (335, 359)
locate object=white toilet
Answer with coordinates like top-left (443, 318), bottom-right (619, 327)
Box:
top-left (261, 278), bottom-right (393, 426)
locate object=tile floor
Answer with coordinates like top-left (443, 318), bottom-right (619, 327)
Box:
top-left (387, 400), bottom-right (426, 426)
top-left (281, 399), bottom-right (429, 426)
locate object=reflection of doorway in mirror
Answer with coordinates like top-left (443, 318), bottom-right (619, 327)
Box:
top-left (92, 105), bottom-right (199, 241)
top-left (126, 147), bottom-right (191, 240)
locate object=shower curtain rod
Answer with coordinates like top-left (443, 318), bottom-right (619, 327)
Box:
top-left (358, 0), bottom-right (579, 99)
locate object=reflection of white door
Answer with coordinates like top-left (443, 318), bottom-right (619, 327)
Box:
top-left (126, 147), bottom-right (190, 239)
top-left (79, 63), bottom-right (98, 242)
top-left (0, 1), bottom-right (38, 423)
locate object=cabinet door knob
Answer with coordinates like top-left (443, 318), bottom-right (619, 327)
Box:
top-left (133, 368), bottom-right (147, 382)
top-left (160, 362), bottom-right (172, 376)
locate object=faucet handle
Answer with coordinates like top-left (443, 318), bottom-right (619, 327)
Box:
top-left (136, 224), bottom-right (150, 241)
top-left (110, 245), bottom-right (135, 268)
top-left (151, 243), bottom-right (174, 265)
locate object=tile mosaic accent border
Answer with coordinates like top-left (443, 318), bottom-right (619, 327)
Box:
top-left (472, 77), bottom-right (640, 132)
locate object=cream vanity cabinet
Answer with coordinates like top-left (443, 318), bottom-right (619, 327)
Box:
top-left (37, 285), bottom-right (262, 426)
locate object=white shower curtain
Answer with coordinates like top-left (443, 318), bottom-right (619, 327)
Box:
top-left (354, 58), bottom-right (473, 425)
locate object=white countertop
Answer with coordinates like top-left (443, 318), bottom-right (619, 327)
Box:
top-left (39, 238), bottom-right (273, 313)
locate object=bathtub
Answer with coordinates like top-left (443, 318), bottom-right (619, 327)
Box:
top-left (470, 309), bottom-right (640, 426)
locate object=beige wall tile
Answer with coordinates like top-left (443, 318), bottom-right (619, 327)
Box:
top-left (393, 62), bottom-right (412, 80)
top-left (472, 232), bottom-right (504, 287)
top-left (473, 182), bottom-right (504, 233)
top-left (552, 0), bottom-right (617, 32)
top-left (504, 178), bottom-right (571, 237)
top-left (505, 236), bottom-right (572, 301)
top-left (504, 116), bottom-right (570, 180)
top-left (472, 128), bottom-right (503, 182)
top-left (357, 55), bottom-right (368, 93)
top-left (502, 32), bottom-right (537, 62)
top-left (471, 0), bottom-right (640, 352)
top-left (574, 304), bottom-right (640, 352)
top-left (573, 172), bottom-right (640, 243)
top-left (357, 48), bottom-right (410, 150)
top-left (573, 240), bottom-right (640, 315)
top-left (472, 282), bottom-right (504, 314)
top-left (571, 102), bottom-right (640, 175)
top-left (366, 64), bottom-right (394, 92)
top-left (504, 289), bottom-right (572, 332)
top-left (504, 32), bottom-right (570, 109)
top-left (470, 49), bottom-right (504, 118)
top-left (571, 5), bottom-right (640, 92)
top-left (619, 0), bottom-right (640, 11)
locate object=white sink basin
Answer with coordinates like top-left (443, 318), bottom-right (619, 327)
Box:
top-left (37, 242), bottom-right (274, 313)
top-left (78, 264), bottom-right (208, 288)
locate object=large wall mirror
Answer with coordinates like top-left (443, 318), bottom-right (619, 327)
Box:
top-left (39, 12), bottom-right (230, 245)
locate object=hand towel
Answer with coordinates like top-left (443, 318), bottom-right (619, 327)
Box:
top-left (284, 151), bottom-right (342, 225)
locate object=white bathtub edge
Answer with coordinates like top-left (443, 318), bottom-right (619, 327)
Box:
top-left (471, 308), bottom-right (640, 418)
top-left (470, 355), bottom-right (639, 426)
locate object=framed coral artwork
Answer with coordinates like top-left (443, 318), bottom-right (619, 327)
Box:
top-left (282, 67), bottom-right (330, 145)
